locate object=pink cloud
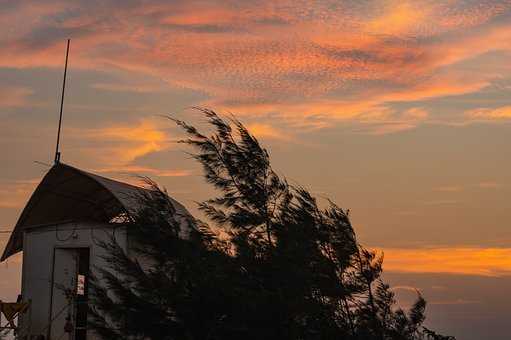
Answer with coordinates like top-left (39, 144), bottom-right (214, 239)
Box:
top-left (1, 0), bottom-right (510, 132)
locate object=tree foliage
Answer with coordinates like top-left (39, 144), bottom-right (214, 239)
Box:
top-left (89, 108), bottom-right (455, 340)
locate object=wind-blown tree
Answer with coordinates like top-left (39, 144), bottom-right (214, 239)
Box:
top-left (89, 182), bottom-right (249, 339)
top-left (89, 108), bottom-right (454, 340)
top-left (172, 109), bottom-right (372, 338)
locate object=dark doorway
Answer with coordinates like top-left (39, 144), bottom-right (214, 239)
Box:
top-left (74, 248), bottom-right (89, 340)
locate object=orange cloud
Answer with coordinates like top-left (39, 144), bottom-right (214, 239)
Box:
top-left (245, 123), bottom-right (292, 141)
top-left (379, 76), bottom-right (490, 103)
top-left (365, 1), bottom-right (431, 36)
top-left (60, 119), bottom-right (194, 181)
top-left (380, 247), bottom-right (511, 276)
top-left (83, 120), bottom-right (170, 162)
top-left (430, 22), bottom-right (511, 70)
top-left (466, 106), bottom-right (511, 120)
top-left (66, 119), bottom-right (176, 174)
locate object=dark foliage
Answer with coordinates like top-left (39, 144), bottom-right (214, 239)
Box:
top-left (89, 108), bottom-right (455, 340)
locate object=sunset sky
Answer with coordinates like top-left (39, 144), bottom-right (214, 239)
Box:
top-left (1, 1), bottom-right (511, 338)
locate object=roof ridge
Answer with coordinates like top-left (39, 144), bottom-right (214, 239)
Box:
top-left (56, 162), bottom-right (146, 191)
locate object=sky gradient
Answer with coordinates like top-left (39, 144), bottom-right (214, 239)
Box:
top-left (1, 1), bottom-right (511, 339)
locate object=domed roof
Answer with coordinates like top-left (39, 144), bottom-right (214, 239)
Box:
top-left (1, 162), bottom-right (191, 261)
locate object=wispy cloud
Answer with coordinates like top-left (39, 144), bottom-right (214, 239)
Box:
top-left (66, 119), bottom-right (191, 178)
top-left (359, 107), bottom-right (429, 134)
top-left (466, 106), bottom-right (511, 120)
top-left (245, 123), bottom-right (293, 141)
top-left (71, 119), bottom-right (173, 165)
top-left (93, 166), bottom-right (191, 178)
top-left (478, 181), bottom-right (500, 189)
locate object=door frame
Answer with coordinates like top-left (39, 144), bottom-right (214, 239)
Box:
top-left (47, 246), bottom-right (90, 340)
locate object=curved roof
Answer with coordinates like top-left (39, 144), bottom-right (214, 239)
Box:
top-left (1, 162), bottom-right (191, 261)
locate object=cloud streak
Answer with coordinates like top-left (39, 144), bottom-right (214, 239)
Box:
top-left (466, 106), bottom-right (511, 120)
top-left (380, 247), bottom-right (511, 277)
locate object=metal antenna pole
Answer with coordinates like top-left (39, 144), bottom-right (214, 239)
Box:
top-left (54, 39), bottom-right (70, 164)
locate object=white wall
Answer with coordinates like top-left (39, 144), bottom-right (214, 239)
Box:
top-left (19, 221), bottom-right (127, 340)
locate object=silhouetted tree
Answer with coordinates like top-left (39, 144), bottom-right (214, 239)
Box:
top-left (89, 108), bottom-right (455, 340)
top-left (88, 181), bottom-right (248, 339)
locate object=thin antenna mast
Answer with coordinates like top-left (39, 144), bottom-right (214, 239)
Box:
top-left (54, 39), bottom-right (70, 164)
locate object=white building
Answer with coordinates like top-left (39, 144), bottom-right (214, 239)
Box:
top-left (1, 162), bottom-right (191, 340)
